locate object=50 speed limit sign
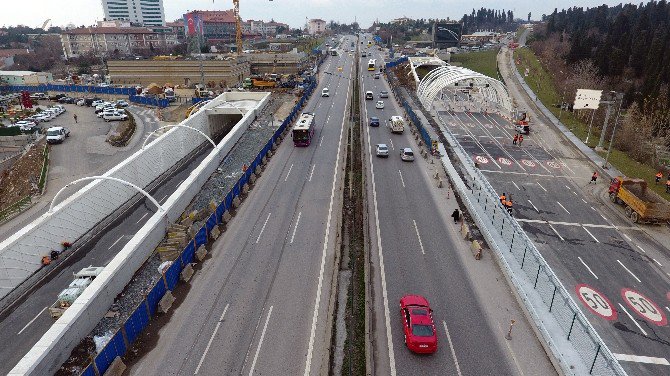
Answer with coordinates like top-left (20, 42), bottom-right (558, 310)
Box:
top-left (621, 288), bottom-right (667, 326)
top-left (576, 284), bottom-right (617, 321)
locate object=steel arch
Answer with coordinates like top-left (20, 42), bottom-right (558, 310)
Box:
top-left (417, 65), bottom-right (512, 113)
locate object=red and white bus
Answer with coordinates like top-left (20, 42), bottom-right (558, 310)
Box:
top-left (293, 112), bottom-right (316, 146)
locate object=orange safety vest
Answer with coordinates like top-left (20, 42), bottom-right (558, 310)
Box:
top-left (657, 172), bottom-right (663, 179)
top-left (666, 180), bottom-right (670, 187)
top-left (500, 195), bottom-right (506, 202)
top-left (505, 200), bottom-right (513, 208)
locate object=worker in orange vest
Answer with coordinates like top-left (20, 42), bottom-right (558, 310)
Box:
top-left (505, 199), bottom-right (513, 214)
top-left (589, 171), bottom-right (598, 184)
top-left (500, 192), bottom-right (506, 205)
top-left (512, 134), bottom-right (518, 145)
top-left (656, 171), bottom-right (663, 184)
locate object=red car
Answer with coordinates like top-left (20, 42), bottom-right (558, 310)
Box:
top-left (400, 295), bottom-right (438, 354)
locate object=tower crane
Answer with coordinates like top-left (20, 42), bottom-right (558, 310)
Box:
top-left (233, 0), bottom-right (242, 55)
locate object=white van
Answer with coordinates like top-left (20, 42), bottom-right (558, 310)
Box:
top-left (46, 126), bottom-right (70, 144)
top-left (321, 88), bottom-right (330, 97)
top-left (365, 91), bottom-right (373, 100)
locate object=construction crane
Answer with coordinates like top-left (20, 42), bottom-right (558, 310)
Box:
top-left (233, 0), bottom-right (242, 55)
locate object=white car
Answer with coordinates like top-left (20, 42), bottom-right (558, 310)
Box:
top-left (375, 100), bottom-right (384, 109)
top-left (91, 100), bottom-right (104, 107)
top-left (321, 88), bottom-right (330, 97)
top-left (76, 99), bottom-right (86, 106)
top-left (103, 111), bottom-right (128, 122)
top-left (99, 109), bottom-right (117, 118)
top-left (116, 100), bottom-right (129, 107)
top-left (376, 143), bottom-right (389, 157)
top-left (34, 113), bottom-right (52, 122)
top-left (400, 147), bottom-right (415, 162)
top-left (15, 120), bottom-right (37, 128)
top-left (46, 126), bottom-right (70, 144)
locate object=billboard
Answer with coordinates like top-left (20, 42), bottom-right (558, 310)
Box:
top-left (573, 89), bottom-right (602, 109)
top-left (184, 13), bottom-right (203, 37)
top-left (433, 22), bottom-right (462, 48)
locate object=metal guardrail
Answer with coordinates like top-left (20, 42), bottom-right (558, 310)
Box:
top-left (0, 195), bottom-right (32, 224)
top-left (435, 113), bottom-right (626, 376)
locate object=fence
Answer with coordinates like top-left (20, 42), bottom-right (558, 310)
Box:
top-left (128, 95), bottom-right (169, 108)
top-left (0, 195), bottom-right (31, 224)
top-left (384, 69), bottom-right (433, 149)
top-left (78, 76), bottom-right (318, 376)
top-left (435, 114), bottom-right (625, 375)
top-left (384, 56), bottom-right (408, 70)
top-left (0, 85), bottom-right (170, 108)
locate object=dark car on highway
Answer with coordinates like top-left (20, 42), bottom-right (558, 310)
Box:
top-left (369, 117), bottom-right (380, 127)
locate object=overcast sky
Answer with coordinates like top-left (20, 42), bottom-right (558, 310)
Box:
top-left (1, 1), bottom-right (640, 29)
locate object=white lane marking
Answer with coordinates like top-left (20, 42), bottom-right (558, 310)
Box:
top-left (590, 206), bottom-right (596, 211)
top-left (581, 198), bottom-right (587, 203)
top-left (536, 182), bottom-right (547, 192)
top-left (389, 138), bottom-right (394, 150)
top-left (549, 225), bottom-right (564, 241)
top-left (600, 214), bottom-right (608, 221)
top-left (623, 234), bottom-right (632, 241)
top-left (136, 212), bottom-right (149, 224)
top-left (557, 201), bottom-right (570, 214)
top-left (512, 181), bottom-right (520, 190)
top-left (309, 164), bottom-right (316, 182)
top-left (176, 179), bottom-right (186, 188)
top-left (654, 258), bottom-right (662, 267)
top-left (284, 163), bottom-right (294, 182)
top-left (319, 135), bottom-right (324, 147)
top-left (412, 220), bottom-right (426, 255)
top-left (618, 303), bottom-right (648, 336)
top-left (304, 63), bottom-right (352, 376)
top-left (667, 307), bottom-right (670, 313)
top-left (362, 77), bottom-right (396, 376)
top-left (290, 212), bottom-right (302, 244)
top-left (248, 306), bottom-right (273, 376)
top-left (256, 213), bottom-right (271, 244)
top-left (398, 170), bottom-right (406, 188)
top-left (442, 321), bottom-right (463, 376)
top-left (17, 307), bottom-right (47, 335)
top-left (479, 169), bottom-right (573, 178)
top-left (565, 185), bottom-right (571, 190)
top-left (637, 245), bottom-right (646, 253)
top-left (572, 191), bottom-right (578, 196)
top-left (617, 259), bottom-right (641, 283)
top-left (527, 199), bottom-right (539, 213)
top-left (578, 257), bottom-right (598, 279)
top-left (108, 235), bottom-right (125, 250)
top-left (195, 304), bottom-right (229, 374)
top-left (582, 226), bottom-right (599, 243)
top-left (160, 194), bottom-right (168, 203)
top-left (613, 353), bottom-right (670, 365)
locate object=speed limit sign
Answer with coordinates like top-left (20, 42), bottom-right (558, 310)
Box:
top-left (576, 284), bottom-right (617, 321)
top-left (621, 288), bottom-right (667, 326)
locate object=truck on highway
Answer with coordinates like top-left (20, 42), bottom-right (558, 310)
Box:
top-left (49, 266), bottom-right (104, 319)
top-left (388, 115), bottom-right (405, 134)
top-left (608, 176), bottom-right (670, 223)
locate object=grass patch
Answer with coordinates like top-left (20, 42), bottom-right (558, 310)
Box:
top-left (450, 49), bottom-right (499, 79)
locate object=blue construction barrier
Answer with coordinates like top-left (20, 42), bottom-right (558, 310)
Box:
top-left (402, 100), bottom-right (432, 148)
top-left (164, 261), bottom-right (181, 291)
top-left (0, 84), bottom-right (134, 96)
top-left (81, 365), bottom-right (95, 376)
top-left (385, 56), bottom-right (409, 69)
top-left (129, 95), bottom-right (169, 108)
top-left (191, 97), bottom-right (208, 105)
top-left (146, 279), bottom-right (166, 316)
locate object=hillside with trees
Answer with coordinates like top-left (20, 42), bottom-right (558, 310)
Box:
top-left (529, 1), bottom-right (670, 164)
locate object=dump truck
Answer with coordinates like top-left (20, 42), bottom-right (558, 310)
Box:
top-left (608, 176), bottom-right (670, 223)
top-left (49, 266), bottom-right (104, 319)
top-left (388, 115), bottom-right (405, 134)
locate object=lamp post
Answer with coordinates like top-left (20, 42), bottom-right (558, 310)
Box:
top-left (603, 93), bottom-right (624, 169)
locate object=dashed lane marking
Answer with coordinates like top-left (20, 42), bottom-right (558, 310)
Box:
top-left (413, 220), bottom-right (426, 255)
top-left (557, 202), bottom-right (570, 214)
top-left (195, 304), bottom-right (229, 374)
top-left (515, 218), bottom-right (642, 231)
top-left (255, 213), bottom-right (271, 244)
top-left (617, 260), bottom-right (641, 283)
top-left (479, 169), bottom-right (573, 179)
top-left (582, 226), bottom-right (599, 243)
top-left (578, 258), bottom-right (598, 279)
top-left (613, 353), bottom-right (670, 366)
top-left (512, 181), bottom-right (520, 190)
top-left (527, 200), bottom-right (539, 213)
top-left (536, 182), bottom-right (547, 192)
top-left (618, 303), bottom-right (648, 336)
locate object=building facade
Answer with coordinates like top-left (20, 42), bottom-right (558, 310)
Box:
top-left (183, 10), bottom-right (236, 44)
top-left (307, 19), bottom-right (326, 35)
top-left (0, 71), bottom-right (53, 85)
top-left (101, 0), bottom-right (165, 26)
top-left (60, 26), bottom-right (178, 58)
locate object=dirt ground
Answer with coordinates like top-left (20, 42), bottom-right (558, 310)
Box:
top-left (0, 139), bottom-right (46, 210)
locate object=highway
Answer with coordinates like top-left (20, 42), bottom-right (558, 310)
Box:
top-left (426, 47), bottom-right (670, 374)
top-left (360, 38), bottom-right (551, 375)
top-left (126, 37), bottom-right (354, 375)
top-left (0, 126), bottom-right (210, 375)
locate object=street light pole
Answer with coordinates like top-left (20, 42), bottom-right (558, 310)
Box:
top-left (584, 108), bottom-right (596, 145)
top-left (603, 95), bottom-right (624, 169)
top-left (596, 99), bottom-right (614, 150)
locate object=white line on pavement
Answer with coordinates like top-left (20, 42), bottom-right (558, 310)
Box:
top-left (160, 194), bottom-right (168, 203)
top-left (284, 163), bottom-right (294, 182)
top-left (637, 245), bottom-right (646, 253)
top-left (654, 258), bottom-right (662, 267)
top-left (389, 138), bottom-right (394, 150)
top-left (581, 198), bottom-right (587, 203)
top-left (549, 224), bottom-right (564, 241)
top-left (304, 64), bottom-right (352, 376)
top-left (565, 185), bottom-right (571, 190)
top-left (256, 213), bottom-right (271, 244)
top-left (309, 164), bottom-right (315, 182)
top-left (613, 353), bottom-right (670, 365)
top-left (136, 212), bottom-right (149, 224)
top-left (479, 169), bottom-right (573, 178)
top-left (578, 257), bottom-right (598, 279)
top-left (582, 226), bottom-right (599, 243)
top-left (176, 179), bottom-right (186, 188)
top-left (623, 234), bottom-right (632, 241)
top-left (512, 181), bottom-right (520, 190)
top-left (248, 306), bottom-right (273, 376)
top-left (618, 303), bottom-right (648, 336)
top-left (290, 212), bottom-right (302, 244)
top-left (590, 206), bottom-right (596, 211)
top-left (442, 321), bottom-right (463, 376)
top-left (557, 201), bottom-right (570, 214)
top-left (195, 304), bottom-right (229, 374)
top-left (108, 235), bottom-right (125, 250)
top-left (398, 170), bottom-right (406, 188)
top-left (537, 182), bottom-right (547, 192)
top-left (527, 199), bottom-right (539, 213)
top-left (572, 191), bottom-right (578, 196)
top-left (617, 259), bottom-right (641, 283)
top-left (413, 220), bottom-right (426, 255)
top-left (17, 307), bottom-right (47, 335)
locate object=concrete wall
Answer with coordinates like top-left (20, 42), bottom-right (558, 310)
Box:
top-left (0, 92), bottom-right (269, 301)
top-left (9, 91), bottom-right (269, 375)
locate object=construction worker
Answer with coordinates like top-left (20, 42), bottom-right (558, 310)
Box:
top-left (518, 134), bottom-right (524, 145)
top-left (666, 179), bottom-right (670, 193)
top-left (589, 171), bottom-right (598, 184)
top-left (451, 208), bottom-right (461, 223)
top-left (512, 134), bottom-right (518, 145)
top-left (500, 192), bottom-right (506, 205)
top-left (505, 199), bottom-right (513, 214)
top-left (656, 171), bottom-right (663, 184)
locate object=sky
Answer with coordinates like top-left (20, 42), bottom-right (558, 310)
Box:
top-left (1, 0), bottom-right (642, 29)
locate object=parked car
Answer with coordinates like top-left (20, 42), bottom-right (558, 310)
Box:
top-left (376, 100), bottom-right (385, 109)
top-left (29, 93), bottom-right (47, 100)
top-left (103, 111), bottom-right (128, 122)
top-left (376, 143), bottom-right (389, 157)
top-left (15, 120), bottom-right (37, 129)
top-left (49, 94), bottom-right (66, 101)
top-left (400, 147), bottom-right (415, 162)
top-left (76, 99), bottom-right (86, 106)
top-left (33, 113), bottom-right (52, 122)
top-left (91, 99), bottom-right (105, 107)
top-left (46, 126), bottom-right (70, 144)
top-left (115, 100), bottom-right (129, 107)
top-left (98, 109), bottom-right (117, 118)
top-left (400, 295), bottom-right (437, 354)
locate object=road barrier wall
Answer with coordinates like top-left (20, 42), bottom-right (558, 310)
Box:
top-left (9, 79), bottom-right (316, 375)
top-left (0, 93), bottom-right (266, 301)
top-left (0, 85), bottom-right (170, 108)
top-left (434, 117), bottom-right (626, 375)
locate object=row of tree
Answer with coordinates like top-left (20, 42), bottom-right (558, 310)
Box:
top-left (462, 8), bottom-right (516, 34)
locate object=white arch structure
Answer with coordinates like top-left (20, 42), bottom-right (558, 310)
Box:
top-left (142, 125), bottom-right (216, 150)
top-left (416, 65), bottom-right (513, 114)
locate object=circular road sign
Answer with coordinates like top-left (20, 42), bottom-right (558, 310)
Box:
top-left (484, 123), bottom-right (493, 128)
top-left (576, 284), bottom-right (617, 321)
top-left (521, 159), bottom-right (536, 167)
top-left (498, 157), bottom-right (512, 166)
top-left (621, 288), bottom-right (667, 326)
top-left (474, 156), bottom-right (489, 164)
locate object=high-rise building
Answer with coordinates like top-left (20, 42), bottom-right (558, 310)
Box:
top-left (101, 0), bottom-right (166, 26)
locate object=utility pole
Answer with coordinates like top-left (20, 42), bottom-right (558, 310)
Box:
top-left (603, 94), bottom-right (624, 168)
top-left (596, 93), bottom-right (617, 151)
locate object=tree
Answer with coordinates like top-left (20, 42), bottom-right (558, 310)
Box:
top-left (528, 12), bottom-right (531, 22)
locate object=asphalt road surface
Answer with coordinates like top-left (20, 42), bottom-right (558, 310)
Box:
top-left (127, 36), bottom-right (354, 376)
top-left (431, 48), bottom-right (670, 374)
